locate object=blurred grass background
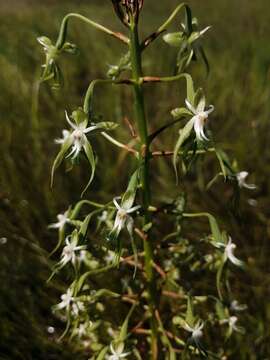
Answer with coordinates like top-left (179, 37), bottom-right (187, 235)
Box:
top-left (0, 0), bottom-right (269, 358)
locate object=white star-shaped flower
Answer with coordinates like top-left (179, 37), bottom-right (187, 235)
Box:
top-left (230, 300), bottom-right (247, 312)
top-left (108, 342), bottom-right (130, 360)
top-left (185, 98), bottom-right (214, 141)
top-left (65, 111), bottom-right (98, 159)
top-left (183, 321), bottom-right (204, 341)
top-left (224, 237), bottom-right (244, 267)
top-left (111, 197), bottom-right (140, 238)
top-left (221, 316), bottom-right (243, 333)
top-left (60, 237), bottom-right (86, 267)
top-left (236, 171), bottom-right (256, 190)
top-left (55, 288), bottom-right (74, 311)
top-left (49, 211), bottom-right (70, 230)
top-left (55, 129), bottom-right (71, 144)
top-left (71, 300), bottom-right (85, 317)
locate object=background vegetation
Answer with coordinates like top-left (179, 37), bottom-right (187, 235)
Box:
top-left (0, 0), bottom-right (269, 358)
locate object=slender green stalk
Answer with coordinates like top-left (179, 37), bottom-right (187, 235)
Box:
top-left (129, 19), bottom-right (159, 359)
top-left (83, 78), bottom-right (134, 116)
top-left (141, 3), bottom-right (190, 50)
top-left (55, 13), bottom-right (129, 49)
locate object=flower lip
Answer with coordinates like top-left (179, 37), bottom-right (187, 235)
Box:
top-left (224, 237), bottom-right (244, 267)
top-left (48, 211), bottom-right (70, 230)
top-left (185, 98), bottom-right (214, 141)
top-left (109, 341), bottom-right (130, 360)
top-left (183, 321), bottom-right (204, 339)
top-left (236, 171), bottom-right (256, 190)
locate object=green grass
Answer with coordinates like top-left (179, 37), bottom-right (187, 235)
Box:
top-left (0, 0), bottom-right (269, 358)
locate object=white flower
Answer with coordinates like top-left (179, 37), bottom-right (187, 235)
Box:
top-left (49, 211), bottom-right (70, 230)
top-left (108, 342), bottom-right (130, 360)
top-left (185, 98), bottom-right (214, 141)
top-left (111, 197), bottom-right (140, 237)
top-left (71, 301), bottom-right (85, 317)
top-left (247, 198), bottom-right (258, 207)
top-left (55, 129), bottom-right (70, 144)
top-left (55, 288), bottom-right (74, 311)
top-left (98, 210), bottom-right (109, 223)
top-left (230, 300), bottom-right (247, 312)
top-left (78, 250), bottom-right (88, 263)
top-left (65, 111), bottom-right (97, 159)
top-left (60, 237), bottom-right (86, 267)
top-left (0, 237), bottom-right (7, 245)
top-left (221, 316), bottom-right (243, 333)
top-left (236, 171), bottom-right (256, 190)
top-left (183, 321), bottom-right (204, 341)
top-left (224, 237), bottom-right (244, 267)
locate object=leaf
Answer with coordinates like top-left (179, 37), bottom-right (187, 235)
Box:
top-left (119, 303), bottom-right (137, 341)
top-left (51, 135), bottom-right (73, 187)
top-left (184, 5), bottom-right (193, 35)
top-left (207, 214), bottom-right (222, 244)
top-left (215, 148), bottom-right (234, 178)
top-left (182, 73), bottom-right (196, 104)
top-left (79, 213), bottom-right (92, 238)
top-left (121, 169), bottom-right (139, 210)
top-left (81, 140), bottom-right (96, 197)
top-left (173, 118), bottom-right (195, 181)
top-left (185, 296), bottom-right (195, 326)
top-left (96, 346), bottom-right (109, 360)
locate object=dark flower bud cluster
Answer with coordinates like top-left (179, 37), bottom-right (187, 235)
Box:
top-left (111, 0), bottom-right (144, 26)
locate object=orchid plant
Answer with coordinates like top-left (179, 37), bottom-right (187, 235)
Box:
top-left (39, 1), bottom-right (256, 358)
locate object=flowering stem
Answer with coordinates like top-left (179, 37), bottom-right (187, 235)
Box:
top-left (129, 18), bottom-right (159, 359)
top-left (55, 13), bottom-right (129, 49)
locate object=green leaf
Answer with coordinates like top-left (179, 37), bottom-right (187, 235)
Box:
top-left (121, 169), bottom-right (139, 210)
top-left (182, 73), bottom-right (196, 104)
top-left (173, 118), bottom-right (195, 180)
top-left (207, 214), bottom-right (222, 244)
top-left (185, 296), bottom-right (195, 326)
top-left (215, 148), bottom-right (234, 178)
top-left (51, 135), bottom-right (73, 187)
top-left (184, 5), bottom-right (193, 35)
top-left (96, 346), bottom-right (109, 360)
top-left (119, 303), bottom-right (137, 341)
top-left (81, 140), bottom-right (96, 197)
top-left (79, 213), bottom-right (92, 238)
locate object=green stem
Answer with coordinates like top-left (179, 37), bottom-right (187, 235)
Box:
top-left (83, 78), bottom-right (134, 116)
top-left (141, 3), bottom-right (190, 50)
top-left (55, 13), bottom-right (129, 49)
top-left (129, 20), bottom-right (159, 359)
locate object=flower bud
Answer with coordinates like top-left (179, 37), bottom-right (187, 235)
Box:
top-left (111, 0), bottom-right (144, 26)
